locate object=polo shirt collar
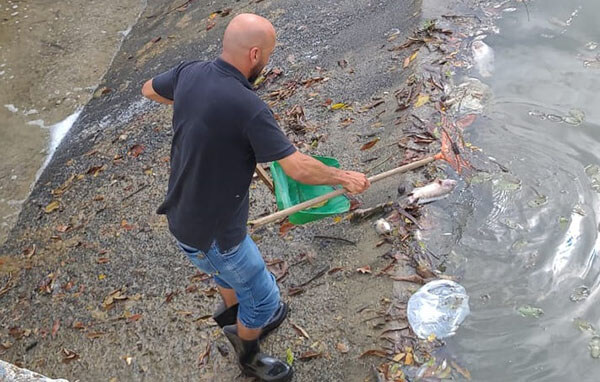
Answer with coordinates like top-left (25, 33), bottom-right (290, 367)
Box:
top-left (214, 58), bottom-right (253, 89)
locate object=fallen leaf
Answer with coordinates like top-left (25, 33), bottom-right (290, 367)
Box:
top-left (128, 314), bottom-right (142, 322)
top-left (336, 343), bottom-right (349, 354)
top-left (331, 102), bottom-right (347, 110)
top-left (61, 348), bottom-right (79, 363)
top-left (165, 290), bottom-right (179, 303)
top-left (340, 117), bottom-right (355, 127)
top-left (129, 144), bottom-right (144, 157)
top-left (97, 257), bottom-right (110, 264)
top-left (86, 165), bottom-right (106, 177)
top-left (86, 332), bottom-right (104, 339)
top-left (22, 245), bottom-right (36, 258)
top-left (72, 321), bottom-right (85, 330)
top-left (359, 349), bottom-right (388, 358)
top-left (451, 360), bottom-right (472, 380)
top-left (121, 219), bottom-right (134, 231)
top-left (299, 351), bottom-right (322, 361)
top-left (151, 36), bottom-right (161, 44)
top-left (393, 353), bottom-right (406, 362)
top-left (323, 99), bottom-right (333, 106)
top-left (185, 284), bottom-right (198, 293)
top-left (338, 59), bottom-right (348, 69)
top-left (206, 19), bottom-right (216, 30)
top-left (517, 305), bottom-right (544, 318)
top-left (357, 265), bottom-right (372, 274)
top-left (98, 274), bottom-right (106, 280)
top-left (403, 50), bottom-right (418, 69)
top-left (279, 220), bottom-right (295, 236)
top-left (287, 286), bottom-right (305, 296)
top-left (332, 216), bottom-right (342, 224)
top-left (199, 343), bottom-right (211, 366)
top-left (122, 355), bottom-right (133, 366)
top-left (219, 8), bottom-right (232, 17)
top-left (456, 114), bottom-right (477, 129)
top-left (56, 224), bottom-right (70, 233)
top-left (327, 267), bottom-right (344, 275)
top-left (44, 201), bottom-right (60, 213)
top-left (404, 351), bottom-right (414, 365)
top-left (414, 94), bottom-right (429, 108)
top-left (51, 320), bottom-right (60, 338)
top-left (360, 137), bottom-right (380, 151)
top-left (9, 327), bottom-right (24, 339)
top-left (286, 348), bottom-right (294, 365)
top-left (292, 323), bottom-right (310, 339)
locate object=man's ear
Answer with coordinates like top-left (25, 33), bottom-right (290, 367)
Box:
top-left (250, 47), bottom-right (260, 64)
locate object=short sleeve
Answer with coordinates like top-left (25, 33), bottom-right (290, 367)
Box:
top-left (246, 108), bottom-right (296, 163)
top-left (151, 61), bottom-right (196, 101)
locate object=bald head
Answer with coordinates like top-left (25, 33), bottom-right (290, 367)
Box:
top-left (221, 14), bottom-right (276, 82)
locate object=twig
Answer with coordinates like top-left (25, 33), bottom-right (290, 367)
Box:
top-left (366, 153), bottom-right (396, 174)
top-left (292, 266), bottom-right (329, 288)
top-left (396, 207), bottom-right (422, 229)
top-left (313, 235), bottom-right (356, 246)
top-left (522, 0), bottom-right (531, 22)
top-left (122, 184), bottom-right (149, 201)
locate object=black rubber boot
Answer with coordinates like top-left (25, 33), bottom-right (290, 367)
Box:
top-left (213, 302), bottom-right (239, 328)
top-left (223, 325), bottom-right (293, 382)
top-left (213, 302), bottom-right (289, 340)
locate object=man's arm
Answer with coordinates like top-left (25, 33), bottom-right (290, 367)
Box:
top-left (277, 151), bottom-right (370, 194)
top-left (141, 79), bottom-right (174, 105)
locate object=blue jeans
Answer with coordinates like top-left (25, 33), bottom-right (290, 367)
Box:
top-left (176, 235), bottom-right (280, 329)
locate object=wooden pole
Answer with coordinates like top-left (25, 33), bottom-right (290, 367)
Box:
top-left (255, 165), bottom-right (274, 194)
top-left (249, 155), bottom-right (437, 227)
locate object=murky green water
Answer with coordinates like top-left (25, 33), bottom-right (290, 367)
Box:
top-left (424, 0), bottom-right (600, 380)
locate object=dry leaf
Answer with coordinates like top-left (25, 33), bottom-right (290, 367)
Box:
top-left (206, 19), bottom-right (216, 30)
top-left (327, 267), bottom-right (344, 275)
top-left (72, 321), bottom-right (85, 330)
top-left (360, 137), bottom-right (380, 151)
top-left (292, 323), bottom-right (310, 339)
top-left (451, 360), bottom-right (472, 380)
top-left (44, 201), bottom-right (60, 213)
top-left (199, 343), bottom-right (211, 366)
top-left (61, 348), bottom-right (79, 363)
top-left (359, 349), bottom-right (388, 358)
top-left (51, 320), bottom-right (60, 338)
top-left (393, 353), bottom-right (406, 362)
top-left (128, 314), bottom-right (142, 322)
top-left (56, 224), bottom-right (70, 233)
top-left (456, 114), bottom-right (477, 129)
top-left (121, 219), bottom-right (134, 231)
top-left (414, 94), bottom-right (429, 108)
top-left (86, 165), bottom-right (106, 177)
top-left (299, 351), bottom-right (322, 361)
top-left (357, 265), bottom-right (372, 274)
top-left (404, 351), bottom-right (414, 365)
top-left (331, 102), bottom-right (347, 110)
top-left (86, 332), bottom-right (104, 339)
top-left (129, 144), bottom-right (144, 157)
top-left (336, 343), bottom-right (349, 354)
top-left (22, 245), bottom-right (36, 258)
top-left (403, 50), bottom-right (419, 69)
top-left (340, 117), bottom-right (355, 127)
top-left (279, 220), bottom-right (295, 236)
top-left (97, 257), bottom-right (110, 264)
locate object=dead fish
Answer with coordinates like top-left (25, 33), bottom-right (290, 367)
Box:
top-left (472, 40), bottom-right (494, 78)
top-left (374, 218), bottom-right (392, 235)
top-left (407, 179), bottom-right (457, 205)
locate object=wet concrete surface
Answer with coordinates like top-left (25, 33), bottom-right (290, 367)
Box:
top-left (0, 0), bottom-right (456, 381)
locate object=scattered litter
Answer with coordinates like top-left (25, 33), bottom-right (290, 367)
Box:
top-left (585, 165), bottom-right (600, 193)
top-left (374, 218), bottom-right (392, 235)
top-left (570, 285), bottom-right (590, 302)
top-left (563, 108), bottom-right (586, 126)
top-left (573, 318), bottom-right (596, 334)
top-left (4, 104), bottom-right (18, 113)
top-left (407, 280), bottom-right (470, 339)
top-left (517, 305), bottom-right (544, 318)
top-left (471, 40), bottom-right (494, 77)
top-left (446, 77), bottom-right (491, 114)
top-left (589, 336), bottom-right (600, 359)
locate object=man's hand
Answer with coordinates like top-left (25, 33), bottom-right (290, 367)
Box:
top-left (340, 170), bottom-right (370, 194)
top-left (277, 151), bottom-right (370, 194)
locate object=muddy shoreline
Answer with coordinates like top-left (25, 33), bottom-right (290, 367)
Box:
top-left (0, 0), bottom-right (487, 380)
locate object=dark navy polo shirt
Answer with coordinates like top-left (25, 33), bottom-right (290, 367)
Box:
top-left (152, 58), bottom-right (296, 252)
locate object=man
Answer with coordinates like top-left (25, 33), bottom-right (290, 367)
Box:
top-left (142, 13), bottom-right (369, 382)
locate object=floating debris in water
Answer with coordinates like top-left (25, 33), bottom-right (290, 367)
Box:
top-left (573, 204), bottom-right (586, 216)
top-left (563, 108), bottom-right (586, 126)
top-left (528, 194), bottom-right (548, 208)
top-left (586, 42), bottom-right (598, 51)
top-left (589, 336), bottom-right (600, 359)
top-left (407, 179), bottom-right (457, 205)
top-left (573, 318), bottom-right (596, 334)
top-left (558, 216), bottom-right (569, 228)
top-left (447, 78), bottom-right (491, 114)
top-left (584, 165), bottom-right (600, 193)
top-left (570, 285), bottom-right (591, 302)
top-left (517, 305), bottom-right (544, 318)
top-left (471, 40), bottom-right (495, 77)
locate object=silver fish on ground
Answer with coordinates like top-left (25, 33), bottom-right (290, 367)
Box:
top-left (472, 40), bottom-right (495, 78)
top-left (407, 179), bottom-right (457, 205)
